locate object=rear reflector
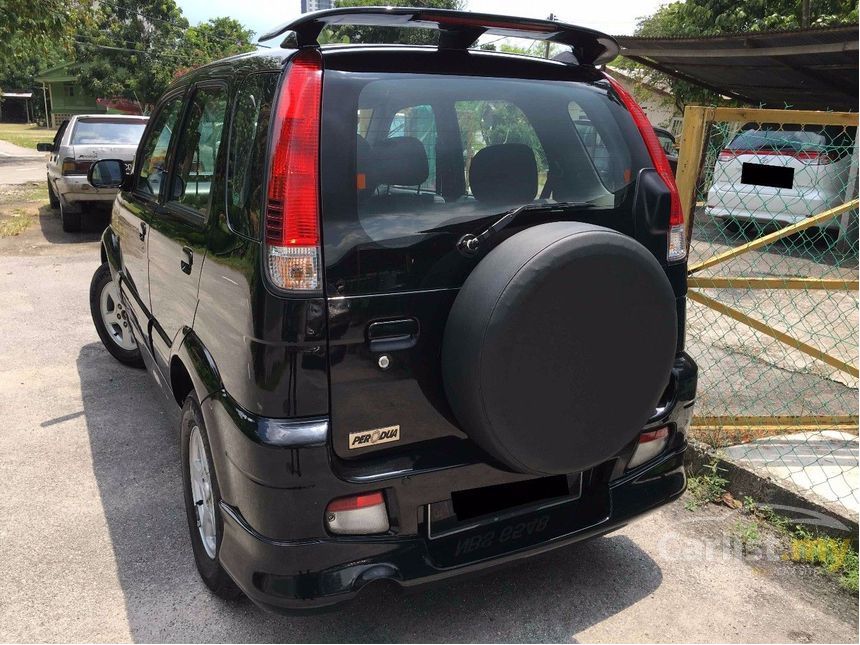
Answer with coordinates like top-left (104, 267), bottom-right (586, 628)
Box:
top-left (326, 491), bottom-right (389, 535)
top-left (605, 75), bottom-right (686, 263)
top-left (265, 48), bottom-right (323, 291)
top-left (627, 425), bottom-right (670, 470)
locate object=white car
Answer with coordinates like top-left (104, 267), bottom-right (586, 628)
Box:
top-left (705, 124), bottom-right (856, 231)
top-left (38, 114), bottom-right (148, 232)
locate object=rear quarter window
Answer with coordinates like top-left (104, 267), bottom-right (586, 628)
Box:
top-left (226, 73), bottom-right (278, 239)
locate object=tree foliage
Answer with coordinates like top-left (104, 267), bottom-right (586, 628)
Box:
top-left (618, 0), bottom-right (859, 110)
top-left (0, 0), bottom-right (254, 116)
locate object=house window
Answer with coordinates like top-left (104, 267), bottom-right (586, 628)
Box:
top-left (63, 84), bottom-right (75, 98)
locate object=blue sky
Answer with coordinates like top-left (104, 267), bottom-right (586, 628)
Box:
top-left (175, 0), bottom-right (666, 42)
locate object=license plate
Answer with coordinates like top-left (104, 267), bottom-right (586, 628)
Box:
top-left (741, 162), bottom-right (794, 189)
top-left (425, 486), bottom-right (610, 568)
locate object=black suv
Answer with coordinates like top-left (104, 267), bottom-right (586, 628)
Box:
top-left (87, 7), bottom-right (697, 613)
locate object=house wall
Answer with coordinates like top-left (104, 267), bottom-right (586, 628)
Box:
top-left (46, 81), bottom-right (105, 127)
top-left (611, 74), bottom-right (681, 132)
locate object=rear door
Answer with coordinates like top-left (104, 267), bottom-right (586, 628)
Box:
top-left (147, 82), bottom-right (228, 372)
top-left (114, 92), bottom-right (185, 343)
top-left (320, 53), bottom-right (653, 460)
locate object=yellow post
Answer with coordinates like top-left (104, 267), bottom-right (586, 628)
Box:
top-left (675, 106), bottom-right (713, 247)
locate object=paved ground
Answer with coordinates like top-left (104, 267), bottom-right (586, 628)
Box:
top-left (0, 197), bottom-right (857, 642)
top-left (0, 140), bottom-right (47, 186)
top-left (724, 431), bottom-right (860, 513)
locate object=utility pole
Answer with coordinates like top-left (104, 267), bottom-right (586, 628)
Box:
top-left (544, 13), bottom-right (556, 58)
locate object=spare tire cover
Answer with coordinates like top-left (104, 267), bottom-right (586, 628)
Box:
top-left (442, 221), bottom-right (677, 475)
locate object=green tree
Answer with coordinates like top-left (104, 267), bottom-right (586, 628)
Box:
top-left (73, 0), bottom-right (190, 110)
top-left (619, 0), bottom-right (859, 110)
top-left (73, 1), bottom-right (254, 111)
top-left (172, 18), bottom-right (256, 80)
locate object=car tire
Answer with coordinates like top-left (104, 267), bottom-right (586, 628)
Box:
top-left (47, 176), bottom-right (60, 209)
top-left (60, 201), bottom-right (81, 232)
top-left (180, 394), bottom-right (243, 601)
top-left (89, 262), bottom-right (144, 367)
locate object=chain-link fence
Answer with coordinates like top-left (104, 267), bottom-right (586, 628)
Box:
top-left (676, 107), bottom-right (859, 514)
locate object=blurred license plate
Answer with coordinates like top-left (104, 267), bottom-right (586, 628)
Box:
top-left (741, 162), bottom-right (794, 189)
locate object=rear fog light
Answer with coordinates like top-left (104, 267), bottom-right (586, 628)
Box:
top-left (627, 425), bottom-right (670, 470)
top-left (325, 491), bottom-right (389, 535)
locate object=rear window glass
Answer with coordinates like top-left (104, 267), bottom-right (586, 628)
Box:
top-left (322, 70), bottom-right (648, 295)
top-left (728, 125), bottom-right (833, 153)
top-left (70, 119), bottom-right (147, 145)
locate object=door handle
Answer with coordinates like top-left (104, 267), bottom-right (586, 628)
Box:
top-left (138, 222), bottom-right (147, 241)
top-left (180, 246), bottom-right (193, 274)
top-left (367, 318), bottom-right (419, 352)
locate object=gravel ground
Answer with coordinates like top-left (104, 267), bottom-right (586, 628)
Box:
top-left (0, 200), bottom-right (857, 643)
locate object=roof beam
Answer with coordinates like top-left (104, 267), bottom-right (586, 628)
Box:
top-left (620, 39), bottom-right (858, 59)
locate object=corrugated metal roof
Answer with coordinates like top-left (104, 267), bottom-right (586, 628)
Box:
top-left (615, 24), bottom-right (858, 111)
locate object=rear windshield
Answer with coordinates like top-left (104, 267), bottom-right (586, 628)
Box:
top-left (70, 119), bottom-right (147, 145)
top-left (322, 66), bottom-right (649, 294)
top-left (728, 125), bottom-right (839, 153)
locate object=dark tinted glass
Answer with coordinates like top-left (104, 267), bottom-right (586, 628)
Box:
top-left (227, 73), bottom-right (278, 238)
top-left (322, 69), bottom-right (649, 296)
top-left (168, 85), bottom-right (228, 217)
top-left (135, 96), bottom-right (184, 199)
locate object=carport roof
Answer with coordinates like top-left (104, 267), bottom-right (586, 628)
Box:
top-left (615, 24), bottom-right (859, 111)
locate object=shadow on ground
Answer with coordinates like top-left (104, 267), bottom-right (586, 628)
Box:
top-left (77, 342), bottom-right (663, 642)
top-left (39, 204), bottom-right (109, 244)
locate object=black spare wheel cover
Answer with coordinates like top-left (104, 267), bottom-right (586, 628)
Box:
top-left (443, 221), bottom-right (677, 475)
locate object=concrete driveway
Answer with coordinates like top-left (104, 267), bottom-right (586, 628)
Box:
top-left (0, 140), bottom-right (46, 186)
top-left (0, 206), bottom-right (857, 643)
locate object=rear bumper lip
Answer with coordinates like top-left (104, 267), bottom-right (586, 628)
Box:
top-left (216, 444), bottom-right (687, 613)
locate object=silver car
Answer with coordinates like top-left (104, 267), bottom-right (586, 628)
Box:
top-left (37, 114), bottom-right (148, 232)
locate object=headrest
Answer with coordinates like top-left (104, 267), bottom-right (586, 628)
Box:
top-left (469, 143), bottom-right (537, 206)
top-left (356, 134), bottom-right (373, 194)
top-left (372, 136), bottom-right (429, 187)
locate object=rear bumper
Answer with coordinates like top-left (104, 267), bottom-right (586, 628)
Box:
top-left (218, 445), bottom-right (687, 613)
top-left (55, 175), bottom-right (117, 206)
top-left (705, 184), bottom-right (844, 228)
top-left (202, 353), bottom-right (697, 613)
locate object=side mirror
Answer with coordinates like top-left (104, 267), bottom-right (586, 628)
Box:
top-left (88, 159), bottom-right (131, 190)
top-left (36, 142), bottom-right (54, 152)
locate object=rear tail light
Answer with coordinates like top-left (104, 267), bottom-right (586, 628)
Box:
top-left (62, 157), bottom-right (92, 176)
top-left (325, 491), bottom-right (389, 535)
top-left (627, 425), bottom-right (670, 470)
top-left (265, 48), bottom-right (323, 291)
top-left (605, 75), bottom-right (685, 263)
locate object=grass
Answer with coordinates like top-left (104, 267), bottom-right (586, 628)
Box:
top-left (0, 123), bottom-right (54, 150)
top-left (0, 209), bottom-right (35, 236)
top-left (741, 496), bottom-right (859, 593)
top-left (685, 459), bottom-right (729, 510)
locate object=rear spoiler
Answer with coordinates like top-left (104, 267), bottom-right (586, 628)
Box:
top-left (258, 7), bottom-right (619, 66)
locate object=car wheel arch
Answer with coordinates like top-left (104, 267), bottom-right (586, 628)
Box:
top-left (171, 330), bottom-right (223, 407)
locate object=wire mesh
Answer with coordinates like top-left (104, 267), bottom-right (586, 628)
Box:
top-left (685, 113), bottom-right (859, 513)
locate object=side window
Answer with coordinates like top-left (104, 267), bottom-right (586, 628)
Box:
top-left (455, 100), bottom-right (548, 196)
top-left (136, 97), bottom-right (184, 199)
top-left (168, 85), bottom-right (228, 217)
top-left (227, 74), bottom-right (277, 238)
top-left (53, 120), bottom-right (69, 150)
top-left (386, 105), bottom-right (437, 191)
